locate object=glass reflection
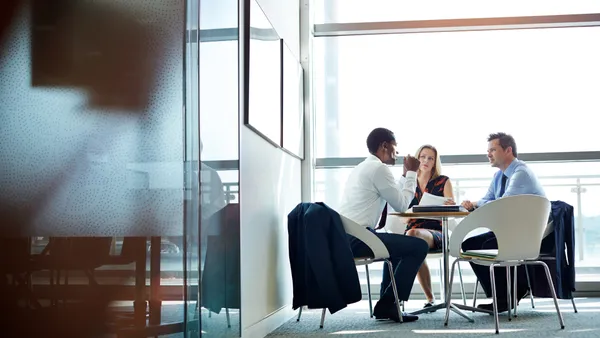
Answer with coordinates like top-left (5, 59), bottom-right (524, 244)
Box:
top-left (185, 0), bottom-right (201, 335)
top-left (196, 0), bottom-right (241, 336)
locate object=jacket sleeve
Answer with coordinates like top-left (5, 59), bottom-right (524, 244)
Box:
top-left (326, 204), bottom-right (362, 309)
top-left (287, 203), bottom-right (306, 310)
top-left (552, 205), bottom-right (566, 298)
top-left (564, 204), bottom-right (576, 294)
top-left (304, 204), bottom-right (347, 313)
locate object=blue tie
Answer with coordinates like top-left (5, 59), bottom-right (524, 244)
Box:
top-left (499, 174), bottom-right (508, 197)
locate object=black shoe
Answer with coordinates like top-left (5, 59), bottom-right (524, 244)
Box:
top-left (477, 301), bottom-right (512, 313)
top-left (423, 301), bottom-right (437, 312)
top-left (373, 301), bottom-right (418, 323)
top-left (389, 310), bottom-right (419, 323)
top-left (373, 299), bottom-right (393, 319)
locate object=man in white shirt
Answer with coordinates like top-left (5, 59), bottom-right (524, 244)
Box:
top-left (338, 128), bottom-right (429, 323)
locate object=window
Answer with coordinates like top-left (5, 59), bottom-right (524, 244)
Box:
top-left (313, 27), bottom-right (600, 158)
top-left (315, 0), bottom-right (600, 23)
top-left (316, 161), bottom-right (600, 280)
top-left (199, 40), bottom-right (239, 162)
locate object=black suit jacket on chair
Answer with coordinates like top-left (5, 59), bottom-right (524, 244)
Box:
top-left (288, 202), bottom-right (362, 314)
top-left (530, 200), bottom-right (576, 299)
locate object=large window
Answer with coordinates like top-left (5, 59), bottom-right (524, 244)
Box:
top-left (315, 161), bottom-right (600, 280)
top-left (315, 0), bottom-right (600, 23)
top-left (314, 26), bottom-right (600, 158)
top-left (199, 41), bottom-right (239, 162)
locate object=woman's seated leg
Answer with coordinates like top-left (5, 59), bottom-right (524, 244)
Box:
top-left (405, 228), bottom-right (439, 307)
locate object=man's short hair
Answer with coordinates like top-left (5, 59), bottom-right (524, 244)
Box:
top-left (488, 132), bottom-right (517, 157)
top-left (367, 128), bottom-right (396, 155)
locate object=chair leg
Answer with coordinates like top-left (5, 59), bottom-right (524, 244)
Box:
top-left (443, 259), bottom-right (459, 326)
top-left (472, 278), bottom-right (479, 311)
top-left (438, 259), bottom-right (444, 302)
top-left (571, 297), bottom-right (578, 313)
top-left (513, 266), bottom-right (518, 318)
top-left (489, 265), bottom-right (500, 334)
top-left (524, 265), bottom-right (535, 308)
top-left (506, 266), bottom-right (512, 322)
top-left (297, 307), bottom-right (302, 321)
top-left (535, 261), bottom-right (565, 329)
top-left (320, 309), bottom-right (326, 329)
top-left (457, 262), bottom-right (466, 306)
top-left (385, 259), bottom-right (403, 323)
top-left (226, 308), bottom-right (231, 328)
top-left (365, 265), bottom-right (373, 318)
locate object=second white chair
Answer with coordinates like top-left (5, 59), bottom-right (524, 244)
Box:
top-left (443, 195), bottom-right (564, 334)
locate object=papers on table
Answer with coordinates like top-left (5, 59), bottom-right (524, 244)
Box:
top-left (419, 192), bottom-right (450, 206)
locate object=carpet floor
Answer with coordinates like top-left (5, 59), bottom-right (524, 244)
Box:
top-left (268, 297), bottom-right (598, 338)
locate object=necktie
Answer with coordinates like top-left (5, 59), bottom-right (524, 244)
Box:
top-left (499, 174), bottom-right (508, 197)
top-left (375, 203), bottom-right (388, 230)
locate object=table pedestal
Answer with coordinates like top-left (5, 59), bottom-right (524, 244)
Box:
top-left (408, 218), bottom-right (492, 320)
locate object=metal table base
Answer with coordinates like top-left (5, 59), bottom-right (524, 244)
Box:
top-left (407, 217), bottom-right (491, 322)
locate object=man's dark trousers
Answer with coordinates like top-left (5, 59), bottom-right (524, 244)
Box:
top-left (462, 231), bottom-right (529, 303)
top-left (348, 229), bottom-right (429, 303)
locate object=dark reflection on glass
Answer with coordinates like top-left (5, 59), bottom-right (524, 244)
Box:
top-left (195, 0), bottom-right (241, 336)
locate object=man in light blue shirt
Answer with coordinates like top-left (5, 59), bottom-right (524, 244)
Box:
top-left (461, 132), bottom-right (545, 313)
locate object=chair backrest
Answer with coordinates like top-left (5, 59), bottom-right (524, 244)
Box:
top-left (449, 194), bottom-right (551, 261)
top-left (338, 213), bottom-right (390, 259)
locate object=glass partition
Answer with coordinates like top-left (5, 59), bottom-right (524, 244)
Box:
top-left (197, 0), bottom-right (241, 336)
top-left (1, 0), bottom-right (192, 336)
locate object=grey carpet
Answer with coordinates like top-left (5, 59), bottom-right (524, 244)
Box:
top-left (269, 298), bottom-right (599, 338)
top-left (109, 302), bottom-right (240, 337)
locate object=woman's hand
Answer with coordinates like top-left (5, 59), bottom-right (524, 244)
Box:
top-left (444, 198), bottom-right (456, 205)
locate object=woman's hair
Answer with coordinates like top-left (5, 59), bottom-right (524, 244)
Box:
top-left (415, 144), bottom-right (442, 179)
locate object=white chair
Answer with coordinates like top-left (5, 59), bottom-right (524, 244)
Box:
top-left (443, 195), bottom-right (564, 334)
top-left (296, 214), bottom-right (404, 327)
top-left (472, 219), bottom-right (578, 314)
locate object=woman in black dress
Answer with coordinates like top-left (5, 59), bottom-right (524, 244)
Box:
top-left (404, 145), bottom-right (456, 309)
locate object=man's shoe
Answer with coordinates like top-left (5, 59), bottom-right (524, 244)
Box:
top-left (477, 301), bottom-right (512, 313)
top-left (373, 302), bottom-right (418, 323)
top-left (388, 309), bottom-right (419, 323)
top-left (373, 299), bottom-right (393, 319)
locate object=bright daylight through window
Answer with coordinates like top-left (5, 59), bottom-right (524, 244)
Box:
top-left (314, 0), bottom-right (600, 23)
top-left (311, 8), bottom-right (600, 284)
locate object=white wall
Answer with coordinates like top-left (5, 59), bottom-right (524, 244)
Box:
top-left (239, 129), bottom-right (301, 337)
top-left (239, 0), bottom-right (302, 337)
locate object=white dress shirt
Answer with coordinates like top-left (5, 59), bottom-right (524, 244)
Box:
top-left (338, 155), bottom-right (417, 228)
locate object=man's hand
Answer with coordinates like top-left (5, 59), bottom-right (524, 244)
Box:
top-left (403, 154), bottom-right (420, 176)
top-left (461, 200), bottom-right (475, 211)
